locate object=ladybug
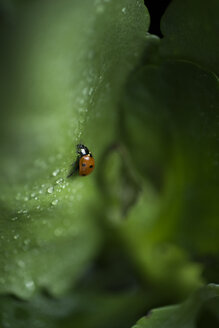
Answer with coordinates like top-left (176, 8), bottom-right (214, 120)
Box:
top-left (68, 144), bottom-right (95, 177)
top-left (77, 144), bottom-right (95, 176)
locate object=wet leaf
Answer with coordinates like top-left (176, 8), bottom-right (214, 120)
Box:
top-left (0, 0), bottom-right (150, 298)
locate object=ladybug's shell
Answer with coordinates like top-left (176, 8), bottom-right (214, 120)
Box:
top-left (79, 155), bottom-right (95, 176)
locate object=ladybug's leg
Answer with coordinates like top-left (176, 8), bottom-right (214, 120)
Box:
top-left (67, 157), bottom-right (79, 177)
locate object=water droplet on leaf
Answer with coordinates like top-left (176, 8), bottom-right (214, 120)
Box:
top-left (47, 186), bottom-right (54, 194)
top-left (52, 169), bottom-right (60, 177)
top-left (13, 234), bottom-right (19, 240)
top-left (25, 280), bottom-right (35, 291)
top-left (51, 199), bottom-right (58, 206)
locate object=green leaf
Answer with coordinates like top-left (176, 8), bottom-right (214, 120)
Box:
top-left (120, 59), bottom-right (219, 296)
top-left (132, 284), bottom-right (219, 328)
top-left (0, 0), bottom-right (150, 298)
top-left (160, 0), bottom-right (219, 74)
top-left (0, 289), bottom-right (149, 328)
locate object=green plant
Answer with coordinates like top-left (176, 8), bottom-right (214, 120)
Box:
top-left (0, 0), bottom-right (218, 327)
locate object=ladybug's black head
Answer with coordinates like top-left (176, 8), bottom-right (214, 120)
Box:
top-left (77, 144), bottom-right (90, 157)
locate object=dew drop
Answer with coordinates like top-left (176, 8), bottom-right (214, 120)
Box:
top-left (25, 280), bottom-right (35, 291)
top-left (13, 234), bottom-right (19, 240)
top-left (52, 169), bottom-right (60, 177)
top-left (122, 7), bottom-right (126, 13)
top-left (47, 186), bottom-right (54, 194)
top-left (51, 199), bottom-right (58, 206)
top-left (56, 178), bottom-right (63, 185)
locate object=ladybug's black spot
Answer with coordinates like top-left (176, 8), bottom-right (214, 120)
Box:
top-left (82, 163), bottom-right (86, 167)
top-left (89, 165), bottom-right (93, 168)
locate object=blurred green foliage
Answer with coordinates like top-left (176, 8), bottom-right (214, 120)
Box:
top-left (0, 0), bottom-right (218, 327)
top-left (133, 284), bottom-right (219, 328)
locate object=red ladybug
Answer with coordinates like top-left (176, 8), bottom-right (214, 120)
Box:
top-left (77, 144), bottom-right (95, 176)
top-left (68, 144), bottom-right (95, 177)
